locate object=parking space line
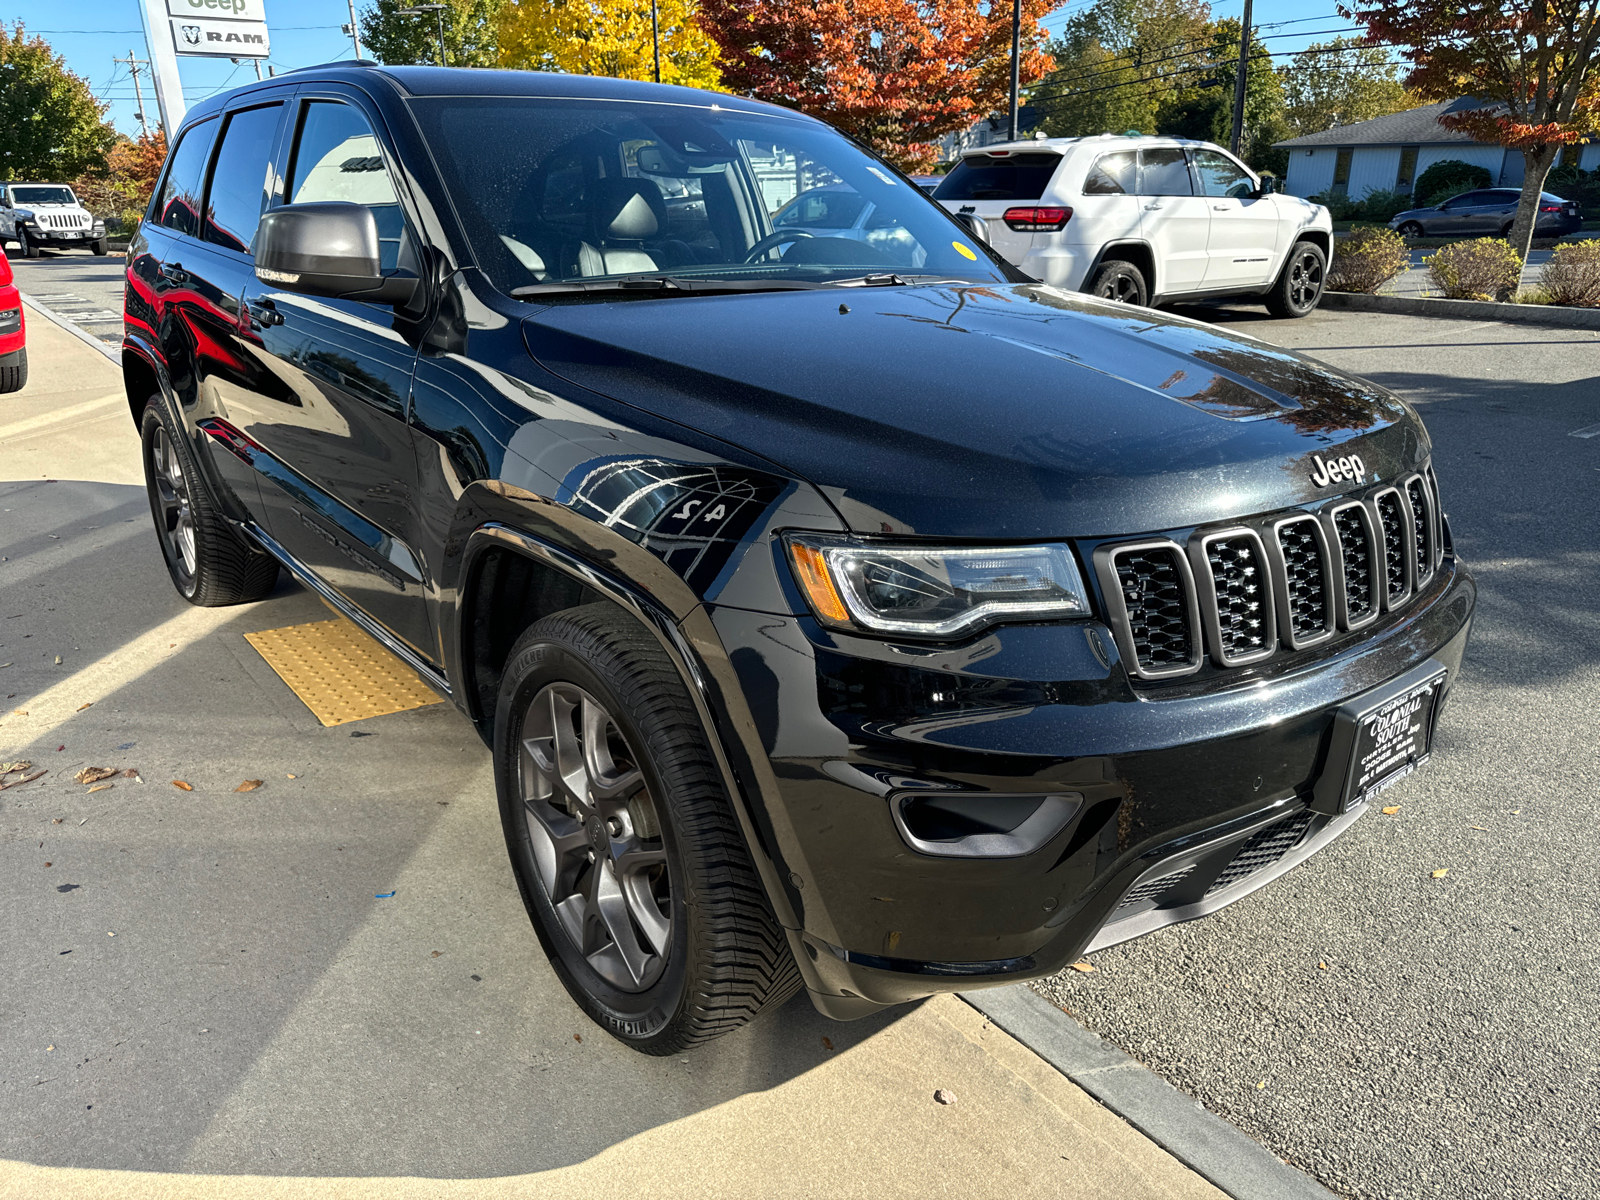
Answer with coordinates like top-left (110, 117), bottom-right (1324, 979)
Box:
top-left (0, 393), bottom-right (124, 441)
top-left (18, 293), bottom-right (121, 363)
top-left (1569, 422), bottom-right (1600, 438)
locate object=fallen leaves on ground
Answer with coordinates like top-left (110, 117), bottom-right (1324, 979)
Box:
top-left (1069, 960), bottom-right (1096, 973)
top-left (2, 760), bottom-right (31, 774)
top-left (1431, 868), bottom-right (1450, 879)
top-left (171, 781), bottom-right (193, 791)
top-left (11, 710), bottom-right (27, 717)
top-left (75, 702), bottom-right (92, 712)
top-left (73, 766), bottom-right (119, 785)
top-left (51, 818), bottom-right (62, 824)
top-left (87, 784), bottom-right (114, 794)
top-left (0, 770), bottom-right (46, 792)
top-left (234, 780), bottom-right (263, 793)
top-left (933, 1089), bottom-right (957, 1105)
top-left (1318, 961), bottom-right (1330, 970)
top-left (821, 1036), bottom-right (833, 1050)
top-left (1381, 806), bottom-right (1401, 815)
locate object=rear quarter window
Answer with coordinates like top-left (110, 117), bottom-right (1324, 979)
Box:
top-left (933, 153), bottom-right (1062, 201)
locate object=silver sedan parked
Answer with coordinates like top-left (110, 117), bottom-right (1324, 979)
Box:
top-left (1389, 188), bottom-right (1581, 239)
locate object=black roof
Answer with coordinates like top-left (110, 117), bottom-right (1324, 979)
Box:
top-left (1274, 98), bottom-right (1501, 149)
top-left (182, 63), bottom-right (788, 127)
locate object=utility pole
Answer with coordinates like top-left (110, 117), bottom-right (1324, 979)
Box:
top-left (115, 51), bottom-right (151, 138)
top-left (651, 0), bottom-right (660, 83)
top-left (252, 59), bottom-right (263, 80)
top-left (343, 0), bottom-right (363, 60)
top-left (1229, 0), bottom-right (1253, 156)
top-left (1007, 0), bottom-right (1021, 142)
top-left (137, 0), bottom-right (186, 135)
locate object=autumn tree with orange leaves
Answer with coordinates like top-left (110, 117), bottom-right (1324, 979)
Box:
top-left (1342, 0), bottom-right (1600, 269)
top-left (697, 0), bottom-right (1055, 171)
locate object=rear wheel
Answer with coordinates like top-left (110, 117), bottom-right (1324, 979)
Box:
top-left (0, 348), bottom-right (26, 394)
top-left (495, 604), bottom-right (800, 1054)
top-left (140, 398), bottom-right (279, 605)
top-left (1265, 240), bottom-right (1326, 318)
top-left (1086, 259), bottom-right (1148, 306)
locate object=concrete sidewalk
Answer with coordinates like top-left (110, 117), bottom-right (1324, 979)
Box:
top-left (0, 308), bottom-right (1230, 1199)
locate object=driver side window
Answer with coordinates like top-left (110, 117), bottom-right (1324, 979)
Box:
top-left (285, 100), bottom-right (407, 271)
top-left (1193, 149), bottom-right (1254, 199)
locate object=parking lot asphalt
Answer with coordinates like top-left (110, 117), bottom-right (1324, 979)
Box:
top-left (1039, 303), bottom-right (1600, 1200)
top-left (2, 247), bottom-right (126, 349)
top-left (0, 313), bottom-right (1230, 1198)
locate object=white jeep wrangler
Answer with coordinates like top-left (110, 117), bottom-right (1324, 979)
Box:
top-left (1, 183), bottom-right (109, 257)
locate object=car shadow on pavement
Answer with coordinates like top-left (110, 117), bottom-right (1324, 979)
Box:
top-left (0, 477), bottom-right (908, 1180)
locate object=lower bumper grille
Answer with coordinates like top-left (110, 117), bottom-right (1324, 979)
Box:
top-left (1204, 812), bottom-right (1315, 897)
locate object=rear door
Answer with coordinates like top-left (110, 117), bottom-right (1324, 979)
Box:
top-left (1136, 146), bottom-right (1209, 294)
top-left (932, 151), bottom-right (1064, 267)
top-left (1191, 148), bottom-right (1278, 288)
top-left (242, 90), bottom-right (434, 660)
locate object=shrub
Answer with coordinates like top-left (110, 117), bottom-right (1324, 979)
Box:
top-left (1414, 159), bottom-right (1492, 206)
top-left (1539, 239), bottom-right (1600, 306)
top-left (1546, 163), bottom-right (1600, 212)
top-left (1328, 225), bottom-right (1411, 293)
top-left (1423, 238), bottom-right (1524, 300)
top-left (1309, 187), bottom-right (1416, 224)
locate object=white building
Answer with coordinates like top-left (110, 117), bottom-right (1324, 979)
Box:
top-left (1274, 98), bottom-right (1600, 200)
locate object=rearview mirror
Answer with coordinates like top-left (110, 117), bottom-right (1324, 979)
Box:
top-left (255, 202), bottom-right (417, 305)
top-left (952, 212), bottom-right (989, 244)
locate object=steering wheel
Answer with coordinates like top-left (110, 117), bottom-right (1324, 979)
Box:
top-left (743, 229), bottom-right (815, 263)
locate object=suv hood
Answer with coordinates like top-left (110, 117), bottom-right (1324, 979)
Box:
top-left (522, 282), bottom-right (1423, 539)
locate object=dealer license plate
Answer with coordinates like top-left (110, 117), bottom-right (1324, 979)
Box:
top-left (1341, 668), bottom-right (1446, 810)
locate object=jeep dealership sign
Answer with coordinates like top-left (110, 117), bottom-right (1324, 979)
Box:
top-left (168, 0), bottom-right (269, 57)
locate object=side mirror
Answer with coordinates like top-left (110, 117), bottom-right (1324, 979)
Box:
top-left (952, 212), bottom-right (989, 244)
top-left (1251, 177), bottom-right (1277, 198)
top-left (255, 202), bottom-right (417, 305)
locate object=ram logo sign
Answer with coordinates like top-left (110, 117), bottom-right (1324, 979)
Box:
top-left (167, 0), bottom-right (269, 58)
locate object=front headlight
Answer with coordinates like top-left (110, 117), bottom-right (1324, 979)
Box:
top-left (785, 535), bottom-right (1091, 637)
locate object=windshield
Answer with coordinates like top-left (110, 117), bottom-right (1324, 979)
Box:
top-left (407, 96), bottom-right (1008, 293)
top-left (11, 186), bottom-right (77, 206)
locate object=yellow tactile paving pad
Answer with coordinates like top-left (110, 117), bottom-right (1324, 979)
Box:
top-left (244, 619), bottom-right (444, 727)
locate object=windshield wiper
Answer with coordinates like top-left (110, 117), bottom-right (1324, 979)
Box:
top-left (510, 275), bottom-right (824, 298)
top-left (824, 274), bottom-right (965, 288)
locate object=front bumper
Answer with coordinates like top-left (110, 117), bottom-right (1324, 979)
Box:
top-left (708, 556), bottom-right (1474, 1017)
top-left (0, 293), bottom-right (23, 357)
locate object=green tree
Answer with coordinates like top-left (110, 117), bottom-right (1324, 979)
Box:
top-left (0, 23), bottom-right (118, 181)
top-left (1034, 0), bottom-right (1211, 138)
top-left (359, 0), bottom-right (502, 67)
top-left (1153, 18), bottom-right (1289, 172)
top-left (1278, 37), bottom-right (1413, 137)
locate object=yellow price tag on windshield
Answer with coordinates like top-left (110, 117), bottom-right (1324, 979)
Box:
top-left (952, 241), bottom-right (978, 261)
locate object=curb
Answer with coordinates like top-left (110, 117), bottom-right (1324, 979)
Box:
top-left (19, 292), bottom-right (121, 364)
top-left (1322, 289), bottom-right (1600, 329)
top-left (959, 986), bottom-right (1336, 1200)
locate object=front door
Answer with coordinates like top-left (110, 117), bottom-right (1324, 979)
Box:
top-left (244, 93), bottom-right (434, 661)
top-left (1136, 147), bottom-right (1210, 294)
top-left (1192, 149), bottom-right (1279, 288)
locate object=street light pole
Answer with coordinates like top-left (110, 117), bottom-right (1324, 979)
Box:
top-left (651, 0), bottom-right (661, 84)
top-left (398, 4), bottom-right (448, 67)
top-left (1007, 0), bottom-right (1021, 142)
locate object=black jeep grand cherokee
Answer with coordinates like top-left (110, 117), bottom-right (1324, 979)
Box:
top-left (123, 65), bottom-right (1474, 1053)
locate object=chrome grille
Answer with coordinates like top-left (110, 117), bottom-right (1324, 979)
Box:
top-left (1333, 504), bottom-right (1376, 623)
top-left (1112, 547), bottom-right (1194, 672)
top-left (1374, 490), bottom-right (1408, 604)
top-left (1204, 812), bottom-right (1315, 897)
top-left (1276, 517), bottom-right (1331, 643)
top-left (1407, 477), bottom-right (1434, 584)
top-left (1204, 534), bottom-right (1270, 660)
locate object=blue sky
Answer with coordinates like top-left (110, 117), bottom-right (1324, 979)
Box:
top-left (1, 0), bottom-right (1373, 139)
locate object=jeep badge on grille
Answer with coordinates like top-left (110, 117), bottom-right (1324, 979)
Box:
top-left (1309, 452), bottom-right (1366, 488)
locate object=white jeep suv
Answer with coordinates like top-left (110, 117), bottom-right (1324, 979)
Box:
top-left (934, 135), bottom-right (1332, 317)
top-left (0, 183), bottom-right (109, 258)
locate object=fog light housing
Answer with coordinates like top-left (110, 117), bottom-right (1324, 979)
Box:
top-left (891, 791), bottom-right (1082, 858)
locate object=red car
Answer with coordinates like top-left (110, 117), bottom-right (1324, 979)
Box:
top-left (0, 252), bottom-right (24, 392)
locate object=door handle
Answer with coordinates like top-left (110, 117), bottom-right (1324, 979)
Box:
top-left (161, 262), bottom-right (190, 285)
top-left (1213, 204), bottom-right (1232, 211)
top-left (1143, 202), bottom-right (1164, 210)
top-left (248, 298), bottom-right (283, 328)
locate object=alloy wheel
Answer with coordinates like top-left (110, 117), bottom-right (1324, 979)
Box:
top-left (151, 425), bottom-right (197, 588)
top-left (1098, 271), bottom-right (1141, 303)
top-left (1287, 250), bottom-right (1324, 311)
top-left (518, 682), bottom-right (671, 992)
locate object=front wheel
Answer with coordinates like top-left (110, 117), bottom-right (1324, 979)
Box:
top-left (92, 237), bottom-right (109, 256)
top-left (18, 227), bottom-right (38, 258)
top-left (494, 604), bottom-right (800, 1054)
top-left (140, 398), bottom-right (279, 605)
top-left (1086, 259), bottom-right (1148, 306)
top-left (1265, 240), bottom-right (1326, 318)
top-left (1398, 221), bottom-right (1424, 239)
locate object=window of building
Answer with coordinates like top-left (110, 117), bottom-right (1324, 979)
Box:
top-left (1332, 148), bottom-right (1353, 197)
top-left (1395, 146), bottom-right (1419, 193)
